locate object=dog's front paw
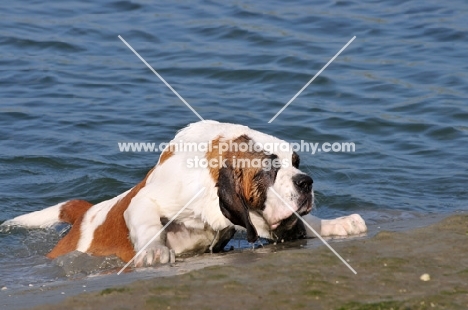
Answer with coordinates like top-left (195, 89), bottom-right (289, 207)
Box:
top-left (134, 245), bottom-right (175, 267)
top-left (321, 214), bottom-right (367, 237)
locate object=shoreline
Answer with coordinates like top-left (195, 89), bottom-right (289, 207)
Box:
top-left (2, 211), bottom-right (467, 309)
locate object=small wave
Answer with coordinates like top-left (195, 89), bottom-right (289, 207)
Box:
top-left (2, 37), bottom-right (85, 52)
top-left (53, 251), bottom-right (125, 278)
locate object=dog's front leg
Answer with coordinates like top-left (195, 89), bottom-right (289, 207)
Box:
top-left (123, 196), bottom-right (173, 266)
top-left (302, 213), bottom-right (367, 237)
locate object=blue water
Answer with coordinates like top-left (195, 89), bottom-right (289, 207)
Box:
top-left (1, 0), bottom-right (467, 288)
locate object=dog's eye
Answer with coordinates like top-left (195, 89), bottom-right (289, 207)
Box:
top-left (292, 152), bottom-right (300, 168)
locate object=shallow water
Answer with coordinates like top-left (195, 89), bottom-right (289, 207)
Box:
top-left (1, 0), bottom-right (467, 288)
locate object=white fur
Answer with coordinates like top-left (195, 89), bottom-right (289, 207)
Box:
top-left (319, 214), bottom-right (367, 237)
top-left (124, 120), bottom-right (308, 259)
top-left (124, 121), bottom-right (366, 263)
top-left (2, 202), bottom-right (65, 228)
top-left (263, 168), bottom-right (309, 228)
top-left (249, 211), bottom-right (272, 239)
top-left (293, 214), bottom-right (367, 238)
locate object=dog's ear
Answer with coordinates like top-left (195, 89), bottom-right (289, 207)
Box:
top-left (217, 164), bottom-right (258, 243)
top-left (249, 154), bottom-right (279, 210)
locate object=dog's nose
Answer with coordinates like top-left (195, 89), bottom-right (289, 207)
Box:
top-left (293, 174), bottom-right (313, 193)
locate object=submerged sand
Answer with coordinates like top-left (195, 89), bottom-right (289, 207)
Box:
top-left (8, 213), bottom-right (468, 309)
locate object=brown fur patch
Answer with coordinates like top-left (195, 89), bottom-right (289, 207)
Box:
top-left (159, 148), bottom-right (174, 165)
top-left (206, 135), bottom-right (272, 210)
top-left (206, 136), bottom-right (223, 182)
top-left (59, 200), bottom-right (93, 225)
top-left (47, 169), bottom-right (155, 262)
top-left (86, 168), bottom-right (155, 262)
top-left (47, 216), bottom-right (86, 259)
top-left (47, 200), bottom-right (94, 259)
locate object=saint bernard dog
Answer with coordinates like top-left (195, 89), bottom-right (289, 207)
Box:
top-left (1, 121), bottom-right (366, 266)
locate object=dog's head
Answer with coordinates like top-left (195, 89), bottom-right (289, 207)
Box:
top-left (209, 135), bottom-right (313, 242)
